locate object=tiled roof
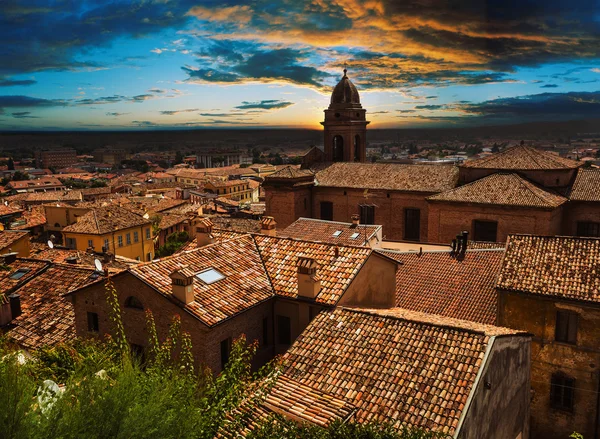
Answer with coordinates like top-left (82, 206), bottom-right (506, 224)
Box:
top-left (62, 205), bottom-right (151, 234)
top-left (7, 264), bottom-right (103, 350)
top-left (0, 205), bottom-right (24, 216)
top-left (0, 230), bottom-right (29, 252)
top-left (427, 173), bottom-right (567, 208)
top-left (266, 166), bottom-right (314, 180)
top-left (253, 235), bottom-right (372, 305)
top-left (281, 217), bottom-right (380, 247)
top-left (461, 145), bottom-right (581, 170)
top-left (497, 234), bottom-right (600, 303)
top-left (569, 168), bottom-right (600, 202)
top-left (29, 243), bottom-right (135, 271)
top-left (158, 213), bottom-right (188, 231)
top-left (467, 240), bottom-right (506, 250)
top-left (280, 307), bottom-right (523, 435)
top-left (176, 229), bottom-right (248, 253)
top-left (313, 162), bottom-right (458, 192)
top-left (380, 249), bottom-right (504, 325)
top-left (80, 187), bottom-right (112, 196)
top-left (8, 177), bottom-right (64, 189)
top-left (11, 206), bottom-right (46, 230)
top-left (210, 216), bottom-right (261, 233)
top-left (130, 235), bottom-right (273, 327)
top-left (0, 259), bottom-right (49, 297)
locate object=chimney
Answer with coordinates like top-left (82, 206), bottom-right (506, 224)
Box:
top-left (103, 252), bottom-right (115, 263)
top-left (169, 266), bottom-right (195, 305)
top-left (8, 293), bottom-right (21, 320)
top-left (194, 217), bottom-right (214, 247)
top-left (460, 231), bottom-right (469, 256)
top-left (455, 233), bottom-right (463, 255)
top-left (297, 256), bottom-right (321, 299)
top-left (65, 256), bottom-right (78, 264)
top-left (351, 214), bottom-right (360, 227)
top-left (260, 216), bottom-right (277, 236)
top-left (450, 239), bottom-right (457, 255)
top-left (0, 252), bottom-right (18, 265)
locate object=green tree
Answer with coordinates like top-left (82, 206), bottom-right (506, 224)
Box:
top-left (7, 157), bottom-right (14, 170)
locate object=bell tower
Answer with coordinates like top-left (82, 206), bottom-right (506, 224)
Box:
top-left (321, 68), bottom-right (370, 162)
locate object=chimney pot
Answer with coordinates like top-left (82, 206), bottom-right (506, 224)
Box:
top-left (170, 266), bottom-right (195, 304)
top-left (260, 216), bottom-right (277, 236)
top-left (297, 256), bottom-right (320, 299)
top-left (194, 217), bottom-right (215, 247)
top-left (460, 231), bottom-right (469, 255)
top-left (351, 214), bottom-right (360, 226)
top-left (8, 293), bottom-right (21, 320)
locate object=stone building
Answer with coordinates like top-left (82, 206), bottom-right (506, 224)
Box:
top-left (496, 235), bottom-right (600, 439)
top-left (264, 69), bottom-right (600, 244)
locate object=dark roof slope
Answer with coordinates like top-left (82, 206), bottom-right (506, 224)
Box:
top-left (281, 217), bottom-right (380, 246)
top-left (62, 205), bottom-right (151, 234)
top-left (569, 168), bottom-right (600, 202)
top-left (427, 173), bottom-right (567, 208)
top-left (461, 145), bottom-right (580, 170)
top-left (498, 235), bottom-right (600, 303)
top-left (380, 249), bottom-right (504, 325)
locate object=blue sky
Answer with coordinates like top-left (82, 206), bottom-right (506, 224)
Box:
top-left (1, 0), bottom-right (600, 130)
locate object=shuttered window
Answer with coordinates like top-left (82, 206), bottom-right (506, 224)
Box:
top-left (555, 311), bottom-right (578, 344)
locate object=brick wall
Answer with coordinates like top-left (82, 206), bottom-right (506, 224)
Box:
top-left (459, 167), bottom-right (578, 188)
top-left (562, 202), bottom-right (600, 236)
top-left (427, 202), bottom-right (562, 244)
top-left (70, 273), bottom-right (275, 373)
top-left (264, 186), bottom-right (312, 230)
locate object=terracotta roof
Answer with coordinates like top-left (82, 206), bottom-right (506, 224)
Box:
top-left (569, 168), bottom-right (600, 202)
top-left (0, 205), bottom-right (24, 216)
top-left (210, 216), bottom-right (261, 233)
top-left (427, 173), bottom-right (567, 208)
top-left (158, 213), bottom-right (188, 231)
top-left (461, 145), bottom-right (581, 170)
top-left (130, 235), bottom-right (273, 327)
top-left (176, 229), bottom-right (248, 253)
top-left (253, 234), bottom-right (372, 305)
top-left (62, 205), bottom-right (151, 234)
top-left (266, 166), bottom-right (314, 180)
top-left (313, 163), bottom-right (458, 192)
top-left (29, 243), bottom-right (135, 271)
top-left (380, 249), bottom-right (504, 325)
top-left (80, 187), bottom-right (112, 196)
top-left (11, 206), bottom-right (46, 230)
top-left (281, 217), bottom-right (380, 247)
top-left (8, 177), bottom-right (64, 190)
top-left (7, 264), bottom-right (104, 350)
top-left (0, 230), bottom-right (29, 252)
top-left (0, 259), bottom-right (49, 297)
top-left (279, 307), bottom-right (523, 435)
top-left (497, 234), bottom-right (600, 303)
top-left (467, 240), bottom-right (506, 250)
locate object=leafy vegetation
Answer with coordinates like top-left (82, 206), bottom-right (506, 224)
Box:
top-left (0, 278), bottom-right (449, 439)
top-left (155, 231), bottom-right (189, 258)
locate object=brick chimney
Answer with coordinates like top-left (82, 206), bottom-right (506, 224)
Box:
top-left (351, 214), bottom-right (360, 227)
top-left (260, 216), bottom-right (277, 236)
top-left (169, 266), bottom-right (195, 305)
top-left (194, 217), bottom-right (214, 247)
top-left (297, 256), bottom-right (321, 299)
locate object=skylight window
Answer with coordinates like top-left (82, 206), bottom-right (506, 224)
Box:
top-left (332, 230), bottom-right (342, 237)
top-left (9, 268), bottom-right (30, 280)
top-left (196, 268), bottom-right (225, 285)
top-left (350, 232), bottom-right (360, 240)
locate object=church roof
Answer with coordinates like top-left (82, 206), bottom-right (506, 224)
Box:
top-left (461, 145), bottom-right (581, 170)
top-left (427, 173), bottom-right (567, 208)
top-left (313, 162), bottom-right (458, 193)
top-left (329, 69), bottom-right (361, 109)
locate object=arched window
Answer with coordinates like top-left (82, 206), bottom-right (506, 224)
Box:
top-left (354, 135), bottom-right (361, 162)
top-left (125, 296), bottom-right (144, 310)
top-left (333, 135), bottom-right (344, 162)
top-left (54, 223), bottom-right (61, 228)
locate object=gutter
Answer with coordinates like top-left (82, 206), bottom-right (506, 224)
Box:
top-left (453, 335), bottom-right (496, 438)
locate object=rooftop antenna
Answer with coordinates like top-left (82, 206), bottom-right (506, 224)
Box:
top-left (47, 240), bottom-right (54, 249)
top-left (94, 258), bottom-right (103, 273)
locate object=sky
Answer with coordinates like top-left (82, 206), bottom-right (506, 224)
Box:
top-left (1, 0), bottom-right (600, 130)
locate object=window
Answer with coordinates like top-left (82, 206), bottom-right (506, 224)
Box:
top-left (117, 236), bottom-right (123, 247)
top-left (404, 208), bottom-right (421, 241)
top-left (359, 204), bottom-right (375, 225)
top-left (577, 221), bottom-right (600, 237)
top-left (555, 311), bottom-right (578, 344)
top-left (354, 135), bottom-right (361, 162)
top-left (332, 135), bottom-right (344, 162)
top-left (196, 268), bottom-right (225, 284)
top-left (220, 337), bottom-right (232, 370)
top-left (125, 296), bottom-right (144, 310)
top-left (103, 239), bottom-right (110, 252)
top-left (88, 239), bottom-right (94, 249)
top-left (551, 373), bottom-right (575, 411)
top-left (133, 231), bottom-right (139, 243)
top-left (146, 228), bottom-right (151, 239)
top-left (332, 230), bottom-right (342, 237)
top-left (350, 232), bottom-right (360, 240)
top-left (87, 312), bottom-right (99, 332)
top-left (126, 233), bottom-right (131, 245)
top-left (473, 220), bottom-right (498, 242)
top-left (65, 237), bottom-right (77, 249)
top-left (262, 317), bottom-right (270, 347)
top-left (9, 268), bottom-right (30, 280)
top-left (277, 315), bottom-right (291, 345)
top-left (320, 201), bottom-right (333, 221)
top-left (146, 253), bottom-right (152, 261)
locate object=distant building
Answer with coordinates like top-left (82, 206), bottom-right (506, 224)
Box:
top-left (196, 152), bottom-right (251, 168)
top-left (93, 148), bottom-right (127, 165)
top-left (280, 216), bottom-right (382, 248)
top-left (0, 230), bottom-right (30, 257)
top-left (35, 148), bottom-right (77, 169)
top-left (6, 177), bottom-right (65, 194)
top-left (203, 179), bottom-right (254, 202)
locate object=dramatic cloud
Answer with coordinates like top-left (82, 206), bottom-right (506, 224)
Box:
top-left (0, 95), bottom-right (66, 108)
top-left (235, 100), bottom-right (294, 110)
top-left (160, 109), bottom-right (199, 115)
top-left (540, 84), bottom-right (559, 88)
top-left (11, 111), bottom-right (38, 118)
top-left (105, 112), bottom-right (129, 117)
top-left (0, 78), bottom-right (37, 87)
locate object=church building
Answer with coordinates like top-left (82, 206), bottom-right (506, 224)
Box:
top-left (264, 69), bottom-right (600, 244)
